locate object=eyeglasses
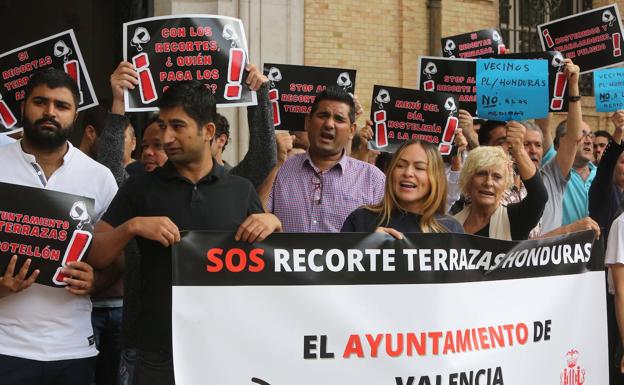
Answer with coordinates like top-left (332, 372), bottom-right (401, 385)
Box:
top-left (311, 172), bottom-right (323, 205)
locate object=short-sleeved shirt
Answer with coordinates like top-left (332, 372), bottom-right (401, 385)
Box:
top-left (562, 162), bottom-right (596, 225)
top-left (0, 141), bottom-right (118, 361)
top-left (268, 152), bottom-right (385, 232)
top-left (101, 161), bottom-right (262, 352)
top-left (0, 134), bottom-right (15, 147)
top-left (341, 207), bottom-right (464, 234)
top-left (542, 147), bottom-right (596, 226)
top-left (539, 157), bottom-right (569, 234)
top-left (605, 212), bottom-right (624, 294)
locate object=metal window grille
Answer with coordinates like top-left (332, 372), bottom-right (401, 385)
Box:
top-left (499, 0), bottom-right (594, 95)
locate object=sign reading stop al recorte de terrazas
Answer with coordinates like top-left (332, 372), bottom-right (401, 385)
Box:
top-left (172, 231), bottom-right (607, 385)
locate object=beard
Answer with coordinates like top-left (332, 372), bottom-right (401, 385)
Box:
top-left (22, 116), bottom-right (73, 150)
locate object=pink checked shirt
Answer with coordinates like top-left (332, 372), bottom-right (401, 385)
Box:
top-left (268, 152), bottom-right (386, 232)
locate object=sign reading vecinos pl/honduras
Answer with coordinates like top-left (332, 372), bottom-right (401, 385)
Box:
top-left (476, 59), bottom-right (549, 121)
top-left (594, 67), bottom-right (624, 111)
top-left (123, 14), bottom-right (257, 111)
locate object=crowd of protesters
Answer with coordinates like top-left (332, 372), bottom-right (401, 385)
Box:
top-left (2, 27), bottom-right (624, 385)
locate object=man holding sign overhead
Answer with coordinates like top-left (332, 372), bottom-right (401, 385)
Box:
top-left (89, 79), bottom-right (282, 385)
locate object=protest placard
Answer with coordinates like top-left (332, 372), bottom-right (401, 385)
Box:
top-left (262, 63), bottom-right (356, 132)
top-left (441, 28), bottom-right (506, 59)
top-left (172, 230), bottom-right (606, 385)
top-left (488, 51), bottom-right (570, 112)
top-left (369, 85), bottom-right (459, 154)
top-left (0, 182), bottom-right (95, 287)
top-left (0, 30), bottom-right (97, 134)
top-left (417, 56), bottom-right (477, 115)
top-left (538, 4), bottom-right (624, 73)
top-left (476, 59), bottom-right (549, 121)
top-left (594, 67), bottom-right (624, 111)
top-left (123, 14), bottom-right (257, 111)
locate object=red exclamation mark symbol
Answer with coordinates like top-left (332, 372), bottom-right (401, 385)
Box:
top-left (542, 29), bottom-right (555, 48)
top-left (374, 110), bottom-right (388, 148)
top-left (498, 44), bottom-right (506, 54)
top-left (613, 33), bottom-right (622, 57)
top-left (132, 53), bottom-right (157, 104)
top-left (423, 80), bottom-right (435, 91)
top-left (0, 93), bottom-right (17, 128)
top-left (64, 60), bottom-right (84, 105)
top-left (268, 88), bottom-right (281, 126)
top-left (438, 116), bottom-right (458, 155)
top-left (224, 48), bottom-right (245, 100)
top-left (52, 230), bottom-right (93, 285)
top-left (550, 72), bottom-right (567, 110)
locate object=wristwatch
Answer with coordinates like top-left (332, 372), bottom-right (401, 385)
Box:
top-left (568, 95), bottom-right (581, 102)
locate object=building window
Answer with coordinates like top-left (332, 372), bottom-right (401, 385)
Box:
top-left (500, 0), bottom-right (594, 94)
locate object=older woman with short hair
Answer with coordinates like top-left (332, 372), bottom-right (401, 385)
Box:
top-left (454, 122), bottom-right (548, 240)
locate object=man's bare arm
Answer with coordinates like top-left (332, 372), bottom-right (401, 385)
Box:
top-left (555, 59), bottom-right (582, 179)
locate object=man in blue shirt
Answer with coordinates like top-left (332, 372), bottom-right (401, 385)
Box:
top-left (542, 119), bottom-right (596, 225)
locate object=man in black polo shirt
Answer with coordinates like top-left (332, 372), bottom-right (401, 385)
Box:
top-left (88, 80), bottom-right (281, 385)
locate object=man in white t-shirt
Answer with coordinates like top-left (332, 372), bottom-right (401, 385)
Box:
top-left (606, 212), bottom-right (624, 374)
top-left (0, 133), bottom-right (15, 147)
top-left (0, 69), bottom-right (117, 385)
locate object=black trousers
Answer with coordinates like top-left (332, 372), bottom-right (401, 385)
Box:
top-left (0, 354), bottom-right (95, 385)
top-left (133, 350), bottom-right (175, 385)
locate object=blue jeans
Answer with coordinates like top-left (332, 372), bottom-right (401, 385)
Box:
top-left (91, 307), bottom-right (122, 385)
top-left (118, 348), bottom-right (136, 385)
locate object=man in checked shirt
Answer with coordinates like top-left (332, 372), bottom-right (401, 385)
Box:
top-left (262, 86), bottom-right (385, 232)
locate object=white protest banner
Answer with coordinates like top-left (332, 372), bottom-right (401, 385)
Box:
top-left (172, 231), bottom-right (607, 385)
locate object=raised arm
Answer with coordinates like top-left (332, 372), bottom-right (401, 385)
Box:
top-left (554, 59), bottom-right (582, 179)
top-left (110, 61), bottom-right (138, 116)
top-left (507, 121), bottom-right (536, 180)
top-left (97, 62), bottom-right (139, 185)
top-left (229, 64), bottom-right (277, 188)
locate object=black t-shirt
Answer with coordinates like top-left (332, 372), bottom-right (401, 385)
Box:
top-left (341, 207), bottom-right (464, 234)
top-left (102, 161), bottom-right (263, 352)
top-left (125, 160), bottom-right (145, 177)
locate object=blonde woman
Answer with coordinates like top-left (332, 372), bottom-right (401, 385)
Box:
top-left (454, 122), bottom-right (548, 240)
top-left (341, 140), bottom-right (463, 238)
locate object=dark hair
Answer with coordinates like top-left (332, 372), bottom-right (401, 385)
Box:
top-left (214, 113), bottom-right (230, 151)
top-left (309, 86), bottom-right (356, 124)
top-left (145, 113), bottom-right (160, 129)
top-left (158, 80), bottom-right (216, 128)
top-left (554, 119), bottom-right (567, 149)
top-left (80, 105), bottom-right (119, 137)
top-left (594, 130), bottom-right (613, 142)
top-left (24, 68), bottom-right (80, 107)
top-left (478, 119), bottom-right (506, 145)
